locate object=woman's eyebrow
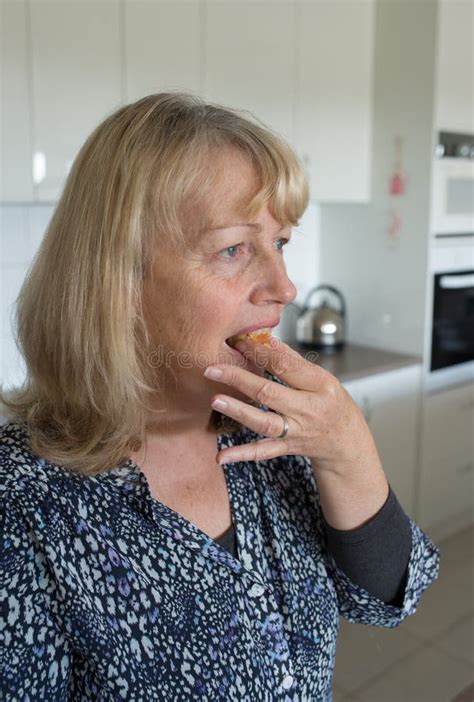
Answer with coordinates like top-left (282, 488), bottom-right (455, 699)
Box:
top-left (205, 223), bottom-right (286, 234)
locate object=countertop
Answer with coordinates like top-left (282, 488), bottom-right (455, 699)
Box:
top-left (287, 341), bottom-right (422, 384)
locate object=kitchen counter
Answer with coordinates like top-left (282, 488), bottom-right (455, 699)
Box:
top-left (287, 341), bottom-right (422, 384)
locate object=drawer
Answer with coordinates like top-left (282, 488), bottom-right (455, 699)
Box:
top-left (421, 382), bottom-right (474, 466)
top-left (419, 446), bottom-right (474, 526)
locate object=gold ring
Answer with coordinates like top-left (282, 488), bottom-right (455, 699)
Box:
top-left (276, 413), bottom-right (289, 439)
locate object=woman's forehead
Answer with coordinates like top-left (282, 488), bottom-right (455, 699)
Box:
top-left (201, 170), bottom-right (260, 230)
top-left (176, 148), bottom-right (263, 248)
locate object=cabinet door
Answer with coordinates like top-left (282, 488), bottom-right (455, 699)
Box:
top-left (1, 0), bottom-right (33, 202)
top-left (125, 1), bottom-right (201, 102)
top-left (204, 1), bottom-right (294, 147)
top-left (435, 0), bottom-right (474, 133)
top-left (295, 0), bottom-right (374, 202)
top-left (342, 365), bottom-right (422, 516)
top-left (30, 1), bottom-right (122, 201)
top-left (418, 382), bottom-right (474, 533)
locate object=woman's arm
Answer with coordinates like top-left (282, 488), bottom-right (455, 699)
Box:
top-left (320, 482), bottom-right (412, 605)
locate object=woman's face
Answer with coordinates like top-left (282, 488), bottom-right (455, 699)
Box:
top-left (142, 148), bottom-right (298, 409)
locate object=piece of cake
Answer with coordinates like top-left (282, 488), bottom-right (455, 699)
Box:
top-left (226, 327), bottom-right (273, 348)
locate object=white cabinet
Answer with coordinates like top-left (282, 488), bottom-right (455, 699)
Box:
top-left (435, 0), bottom-right (474, 133)
top-left (295, 0), bottom-right (374, 202)
top-left (418, 382), bottom-right (474, 537)
top-left (1, 0), bottom-right (375, 204)
top-left (341, 364), bottom-right (422, 517)
top-left (203, 1), bottom-right (295, 147)
top-left (0, 0), bottom-right (33, 202)
top-left (125, 0), bottom-right (201, 102)
top-left (203, 0), bottom-right (374, 202)
top-left (29, 0), bottom-right (123, 201)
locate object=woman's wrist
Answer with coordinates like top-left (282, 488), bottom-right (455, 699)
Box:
top-left (311, 452), bottom-right (390, 531)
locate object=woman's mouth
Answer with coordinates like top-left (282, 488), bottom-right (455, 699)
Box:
top-left (224, 327), bottom-right (273, 364)
top-left (225, 327), bottom-right (273, 350)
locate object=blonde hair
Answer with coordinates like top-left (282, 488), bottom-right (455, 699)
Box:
top-left (0, 92), bottom-right (309, 476)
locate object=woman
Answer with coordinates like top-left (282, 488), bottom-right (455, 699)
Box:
top-left (0, 93), bottom-right (440, 701)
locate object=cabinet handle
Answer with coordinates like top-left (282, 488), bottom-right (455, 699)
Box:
top-left (456, 462), bottom-right (473, 476)
top-left (361, 395), bottom-right (372, 423)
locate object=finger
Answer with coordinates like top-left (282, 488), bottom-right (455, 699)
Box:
top-left (243, 353), bottom-right (265, 377)
top-left (217, 437), bottom-right (289, 465)
top-left (222, 343), bottom-right (264, 377)
top-left (236, 336), bottom-right (328, 391)
top-left (211, 393), bottom-right (291, 441)
top-left (205, 363), bottom-right (302, 416)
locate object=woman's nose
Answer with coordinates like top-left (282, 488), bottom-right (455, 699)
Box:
top-left (250, 257), bottom-right (297, 306)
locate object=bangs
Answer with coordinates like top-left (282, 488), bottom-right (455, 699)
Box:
top-left (235, 137), bottom-right (310, 229)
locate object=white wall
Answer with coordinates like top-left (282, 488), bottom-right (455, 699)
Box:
top-left (317, 0), bottom-right (438, 356)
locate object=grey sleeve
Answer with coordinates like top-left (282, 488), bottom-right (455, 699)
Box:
top-left (320, 484), bottom-right (412, 607)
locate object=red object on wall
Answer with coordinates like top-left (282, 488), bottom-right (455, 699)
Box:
top-left (390, 170), bottom-right (405, 195)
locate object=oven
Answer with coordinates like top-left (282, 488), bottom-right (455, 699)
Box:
top-left (425, 242), bottom-right (474, 392)
top-left (431, 269), bottom-right (474, 372)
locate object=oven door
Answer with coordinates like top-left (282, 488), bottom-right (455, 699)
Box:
top-left (433, 158), bottom-right (474, 235)
top-left (431, 270), bottom-right (474, 371)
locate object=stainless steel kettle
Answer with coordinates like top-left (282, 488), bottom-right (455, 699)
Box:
top-left (294, 284), bottom-right (346, 350)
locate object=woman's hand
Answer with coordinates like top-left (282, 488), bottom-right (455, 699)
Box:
top-left (204, 336), bottom-right (381, 475)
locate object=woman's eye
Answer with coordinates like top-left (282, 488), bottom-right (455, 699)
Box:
top-left (221, 243), bottom-right (243, 259)
top-left (276, 237), bottom-right (290, 251)
top-left (219, 238), bottom-right (290, 260)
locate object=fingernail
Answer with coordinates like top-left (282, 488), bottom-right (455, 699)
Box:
top-left (212, 398), bottom-right (228, 410)
top-left (204, 366), bottom-right (223, 379)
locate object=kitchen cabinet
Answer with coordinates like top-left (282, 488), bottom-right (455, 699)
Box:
top-left (29, 0), bottom-right (122, 201)
top-left (0, 0), bottom-right (33, 202)
top-left (130, 0), bottom-right (373, 202)
top-left (125, 0), bottom-right (201, 103)
top-left (418, 382), bottom-right (474, 539)
top-left (203, 0), bottom-right (374, 203)
top-left (435, 0), bottom-right (474, 133)
top-left (1, 0), bottom-right (375, 204)
top-left (341, 364), bottom-right (422, 517)
top-left (203, 1), bottom-right (294, 147)
top-left (295, 0), bottom-right (374, 202)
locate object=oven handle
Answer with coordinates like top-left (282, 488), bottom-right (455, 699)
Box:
top-left (439, 273), bottom-right (474, 288)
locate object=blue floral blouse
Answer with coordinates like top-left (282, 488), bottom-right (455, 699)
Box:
top-left (0, 415), bottom-right (440, 701)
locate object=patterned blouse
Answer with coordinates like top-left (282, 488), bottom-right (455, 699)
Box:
top-left (0, 408), bottom-right (440, 701)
